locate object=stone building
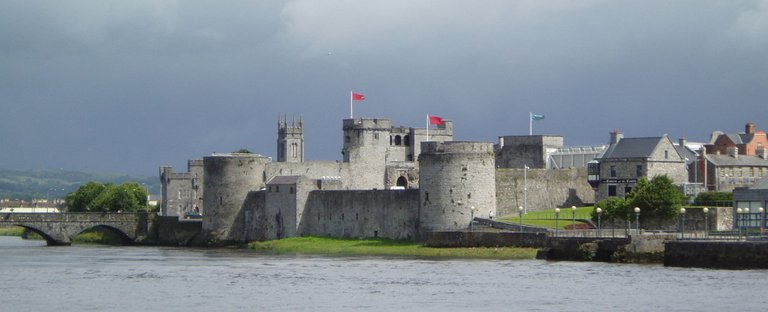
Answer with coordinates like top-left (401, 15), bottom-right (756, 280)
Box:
top-left (705, 122), bottom-right (768, 156)
top-left (161, 115), bottom-right (595, 243)
top-left (495, 135), bottom-right (564, 169)
top-left (196, 140), bottom-right (494, 245)
top-left (698, 122), bottom-right (768, 191)
top-left (159, 159), bottom-right (203, 218)
top-left (702, 151), bottom-right (768, 192)
top-left (590, 131), bottom-right (687, 201)
top-left (161, 117), bottom-right (453, 220)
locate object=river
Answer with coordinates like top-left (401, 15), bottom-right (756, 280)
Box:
top-left (1, 236), bottom-right (767, 311)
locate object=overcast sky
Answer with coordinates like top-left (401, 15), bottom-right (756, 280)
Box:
top-left (1, 0), bottom-right (767, 176)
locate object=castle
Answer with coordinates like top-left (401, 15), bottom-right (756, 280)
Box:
top-left (160, 116), bottom-right (594, 244)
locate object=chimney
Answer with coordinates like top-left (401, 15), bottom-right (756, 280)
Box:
top-left (610, 130), bottom-right (623, 145)
top-left (679, 137), bottom-right (687, 148)
top-left (727, 147), bottom-right (738, 158)
top-left (746, 122), bottom-right (756, 134)
top-left (758, 147), bottom-right (768, 159)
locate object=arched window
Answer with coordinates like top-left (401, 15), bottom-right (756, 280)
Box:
top-left (395, 135), bottom-right (402, 146)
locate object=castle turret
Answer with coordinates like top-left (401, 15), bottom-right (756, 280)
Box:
top-left (201, 153), bottom-right (270, 244)
top-left (418, 141), bottom-right (496, 234)
top-left (277, 116), bottom-right (304, 163)
top-left (341, 118), bottom-right (392, 189)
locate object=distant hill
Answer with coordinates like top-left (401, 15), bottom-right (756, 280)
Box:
top-left (0, 168), bottom-right (160, 201)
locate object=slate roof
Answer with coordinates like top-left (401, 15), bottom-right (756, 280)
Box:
top-left (706, 155), bottom-right (768, 167)
top-left (674, 144), bottom-right (698, 164)
top-left (749, 176), bottom-right (768, 189)
top-left (601, 137), bottom-right (665, 159)
top-left (266, 176), bottom-right (301, 185)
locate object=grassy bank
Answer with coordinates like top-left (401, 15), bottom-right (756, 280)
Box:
top-left (499, 206), bottom-right (594, 229)
top-left (248, 236), bottom-right (538, 260)
top-left (0, 226), bottom-right (25, 236)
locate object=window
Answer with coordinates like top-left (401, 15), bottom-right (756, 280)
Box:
top-left (610, 166), bottom-right (617, 177)
top-left (636, 165), bottom-right (643, 177)
top-left (608, 185), bottom-right (617, 196)
top-left (624, 186), bottom-right (632, 197)
top-left (665, 150), bottom-right (669, 159)
top-left (394, 135), bottom-right (402, 146)
top-left (374, 132), bottom-right (379, 140)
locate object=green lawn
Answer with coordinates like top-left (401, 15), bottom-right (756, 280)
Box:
top-left (248, 236), bottom-right (538, 260)
top-left (499, 206), bottom-right (595, 229)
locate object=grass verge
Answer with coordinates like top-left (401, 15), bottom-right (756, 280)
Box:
top-left (248, 236), bottom-right (538, 260)
top-left (0, 226), bottom-right (25, 236)
top-left (499, 206), bottom-right (595, 229)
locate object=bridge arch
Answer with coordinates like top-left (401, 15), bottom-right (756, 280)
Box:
top-left (76, 225), bottom-right (136, 245)
top-left (14, 225), bottom-right (63, 246)
top-left (1, 212), bottom-right (148, 246)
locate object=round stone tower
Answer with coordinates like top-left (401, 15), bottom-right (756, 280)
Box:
top-left (418, 141), bottom-right (496, 233)
top-left (201, 153), bottom-right (270, 244)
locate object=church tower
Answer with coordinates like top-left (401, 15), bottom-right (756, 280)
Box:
top-left (277, 116), bottom-right (304, 163)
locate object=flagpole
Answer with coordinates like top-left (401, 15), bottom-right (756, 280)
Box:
top-left (426, 114), bottom-right (429, 142)
top-left (350, 91), bottom-right (353, 118)
top-left (529, 112), bottom-right (532, 136)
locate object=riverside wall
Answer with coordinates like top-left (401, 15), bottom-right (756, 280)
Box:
top-left (665, 241), bottom-right (768, 269)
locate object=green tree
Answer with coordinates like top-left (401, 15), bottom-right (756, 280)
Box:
top-left (629, 175), bottom-right (687, 220)
top-left (693, 191), bottom-right (732, 205)
top-left (65, 182), bottom-right (106, 212)
top-left (65, 181), bottom-right (148, 212)
top-left (593, 197), bottom-right (631, 221)
top-left (233, 148), bottom-right (252, 153)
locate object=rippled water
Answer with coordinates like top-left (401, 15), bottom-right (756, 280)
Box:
top-left (1, 236), bottom-right (767, 311)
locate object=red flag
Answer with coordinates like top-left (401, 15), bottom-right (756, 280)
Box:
top-left (429, 115), bottom-right (445, 125)
top-left (352, 92), bottom-right (365, 101)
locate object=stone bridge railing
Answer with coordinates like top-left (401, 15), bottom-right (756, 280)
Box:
top-left (0, 212), bottom-right (149, 246)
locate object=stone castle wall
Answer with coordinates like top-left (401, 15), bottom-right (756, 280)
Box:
top-left (300, 189), bottom-right (419, 240)
top-left (495, 167), bottom-right (595, 216)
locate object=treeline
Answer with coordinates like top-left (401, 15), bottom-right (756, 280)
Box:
top-left (65, 182), bottom-right (152, 212)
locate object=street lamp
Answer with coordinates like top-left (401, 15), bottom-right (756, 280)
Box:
top-left (680, 208), bottom-right (686, 239)
top-left (571, 205), bottom-right (577, 231)
top-left (634, 207), bottom-right (641, 236)
top-left (703, 207), bottom-right (709, 239)
top-left (596, 207), bottom-right (603, 237)
top-left (745, 207), bottom-right (751, 239)
top-left (555, 208), bottom-right (561, 237)
top-left (760, 207), bottom-right (765, 237)
top-left (518, 206), bottom-right (524, 232)
top-left (737, 208), bottom-right (743, 240)
top-left (523, 165), bottom-right (529, 214)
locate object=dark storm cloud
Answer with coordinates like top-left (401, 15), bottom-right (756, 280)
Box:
top-left (1, 0), bottom-right (767, 175)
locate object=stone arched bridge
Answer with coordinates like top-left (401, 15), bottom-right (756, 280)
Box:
top-left (0, 212), bottom-right (149, 246)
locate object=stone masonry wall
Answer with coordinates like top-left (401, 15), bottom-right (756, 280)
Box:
top-left (300, 189), bottom-right (419, 240)
top-left (495, 167), bottom-right (595, 216)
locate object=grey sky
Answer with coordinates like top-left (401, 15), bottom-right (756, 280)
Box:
top-left (1, 0), bottom-right (767, 176)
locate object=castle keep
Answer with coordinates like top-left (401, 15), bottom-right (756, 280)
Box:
top-left (160, 116), bottom-right (594, 244)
